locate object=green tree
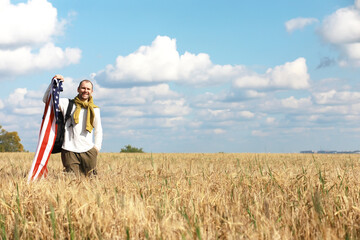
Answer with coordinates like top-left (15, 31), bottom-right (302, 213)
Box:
top-left (120, 144), bottom-right (144, 153)
top-left (0, 125), bottom-right (24, 152)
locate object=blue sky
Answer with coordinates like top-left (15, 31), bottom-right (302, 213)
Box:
top-left (1, 0), bottom-right (360, 153)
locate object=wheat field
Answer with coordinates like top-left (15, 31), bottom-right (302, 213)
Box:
top-left (0, 152), bottom-right (360, 239)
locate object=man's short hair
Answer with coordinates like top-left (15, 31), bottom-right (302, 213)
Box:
top-left (78, 80), bottom-right (94, 90)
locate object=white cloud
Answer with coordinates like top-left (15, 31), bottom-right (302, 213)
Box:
top-left (313, 90), bottom-right (337, 105)
top-left (5, 87), bottom-right (43, 114)
top-left (13, 107), bottom-right (43, 115)
top-left (356, 0), bottom-right (360, 9)
top-left (319, 1), bottom-right (360, 66)
top-left (0, 44), bottom-right (81, 75)
top-left (95, 83), bottom-right (180, 105)
top-left (90, 83), bottom-right (191, 121)
top-left (0, 81), bottom-right (193, 153)
top-left (8, 88), bottom-right (27, 105)
top-left (233, 58), bottom-right (310, 89)
top-left (159, 117), bottom-right (186, 128)
top-left (225, 88), bottom-right (267, 102)
top-left (244, 90), bottom-right (267, 98)
top-left (150, 99), bottom-right (190, 116)
top-left (233, 75), bottom-right (269, 89)
top-left (200, 108), bottom-right (255, 123)
top-left (117, 109), bottom-right (144, 117)
top-left (208, 109), bottom-right (230, 117)
top-left (266, 117), bottom-right (276, 124)
top-left (239, 111), bottom-right (255, 119)
top-left (269, 58), bottom-right (310, 89)
top-left (259, 96), bottom-right (314, 114)
top-left (320, 5), bottom-right (360, 45)
top-left (95, 35), bottom-right (245, 87)
top-left (281, 96), bottom-right (312, 109)
top-left (102, 36), bottom-right (180, 83)
top-left (0, 0), bottom-right (81, 77)
top-left (345, 43), bottom-right (360, 59)
top-left (285, 17), bottom-right (319, 33)
top-left (251, 130), bottom-right (269, 137)
top-left (0, 0), bottom-right (64, 47)
top-left (340, 43), bottom-right (360, 66)
top-left (214, 128), bottom-right (226, 134)
top-left (313, 90), bottom-right (360, 105)
top-left (106, 116), bottom-right (188, 129)
top-left (4, 72), bottom-right (360, 153)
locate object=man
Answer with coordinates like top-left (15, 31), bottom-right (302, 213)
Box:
top-left (43, 74), bottom-right (103, 176)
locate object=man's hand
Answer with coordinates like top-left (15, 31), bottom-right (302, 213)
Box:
top-left (54, 74), bottom-right (64, 82)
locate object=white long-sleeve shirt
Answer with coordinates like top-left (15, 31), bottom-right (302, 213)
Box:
top-left (43, 85), bottom-right (103, 153)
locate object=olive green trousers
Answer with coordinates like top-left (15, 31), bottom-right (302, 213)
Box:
top-left (61, 147), bottom-right (98, 176)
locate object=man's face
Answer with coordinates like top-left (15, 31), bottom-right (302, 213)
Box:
top-left (77, 81), bottom-right (93, 101)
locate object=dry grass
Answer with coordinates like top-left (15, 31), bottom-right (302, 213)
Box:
top-left (0, 152), bottom-right (360, 239)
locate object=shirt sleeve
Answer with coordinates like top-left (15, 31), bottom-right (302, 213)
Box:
top-left (43, 84), bottom-right (52, 103)
top-left (93, 108), bottom-right (103, 151)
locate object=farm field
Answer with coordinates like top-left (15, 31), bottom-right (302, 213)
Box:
top-left (0, 152), bottom-right (360, 239)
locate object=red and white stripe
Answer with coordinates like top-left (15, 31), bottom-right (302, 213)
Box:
top-left (28, 82), bottom-right (58, 182)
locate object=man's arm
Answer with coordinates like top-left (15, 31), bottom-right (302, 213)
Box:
top-left (93, 108), bottom-right (103, 152)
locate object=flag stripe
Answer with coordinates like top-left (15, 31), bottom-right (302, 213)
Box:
top-left (28, 95), bottom-right (54, 181)
top-left (28, 78), bottom-right (62, 182)
top-left (32, 100), bottom-right (54, 179)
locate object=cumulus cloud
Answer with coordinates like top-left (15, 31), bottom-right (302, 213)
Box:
top-left (281, 96), bottom-right (312, 109)
top-left (239, 111), bottom-right (255, 119)
top-left (150, 99), bottom-right (190, 117)
top-left (320, 5), bottom-right (360, 45)
top-left (214, 128), bottom-right (226, 134)
top-left (0, 0), bottom-right (64, 47)
top-left (95, 35), bottom-right (245, 87)
top-left (243, 90), bottom-right (267, 99)
top-left (319, 0), bottom-right (360, 66)
top-left (285, 17), bottom-right (319, 33)
top-left (233, 58), bottom-right (310, 90)
top-left (251, 130), bottom-right (269, 137)
top-left (95, 83), bottom-right (181, 105)
top-left (4, 72), bottom-right (360, 153)
top-left (0, 80), bottom-right (193, 152)
top-left (0, 43), bottom-right (81, 75)
top-left (266, 117), bottom-right (276, 124)
top-left (199, 108), bottom-right (255, 123)
top-left (259, 96), bottom-right (313, 113)
top-left (0, 0), bottom-right (81, 77)
top-left (4, 87), bottom-right (44, 115)
top-left (313, 90), bottom-right (360, 105)
top-left (7, 88), bottom-right (27, 105)
top-left (356, 0), bottom-right (360, 9)
top-left (90, 82), bottom-right (191, 120)
top-left (339, 43), bottom-right (360, 66)
top-left (1, 78), bottom-right (81, 120)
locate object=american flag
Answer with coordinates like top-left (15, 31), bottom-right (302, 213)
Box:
top-left (53, 78), bottom-right (63, 122)
top-left (28, 78), bottom-right (63, 182)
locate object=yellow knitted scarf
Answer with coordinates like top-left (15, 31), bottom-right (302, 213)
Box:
top-left (73, 96), bottom-right (99, 133)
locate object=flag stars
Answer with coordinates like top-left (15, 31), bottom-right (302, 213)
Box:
top-left (52, 78), bottom-right (63, 122)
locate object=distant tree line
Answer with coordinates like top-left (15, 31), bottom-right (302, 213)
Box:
top-left (300, 150), bottom-right (360, 154)
top-left (0, 125), bottom-right (24, 152)
top-left (120, 144), bottom-right (144, 153)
